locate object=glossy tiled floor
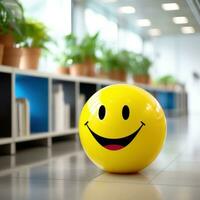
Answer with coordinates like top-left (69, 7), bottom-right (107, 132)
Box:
top-left (0, 115), bottom-right (200, 200)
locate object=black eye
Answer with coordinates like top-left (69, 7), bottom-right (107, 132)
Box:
top-left (99, 105), bottom-right (106, 120)
top-left (122, 105), bottom-right (129, 120)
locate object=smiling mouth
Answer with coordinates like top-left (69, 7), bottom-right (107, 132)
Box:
top-left (84, 121), bottom-right (145, 151)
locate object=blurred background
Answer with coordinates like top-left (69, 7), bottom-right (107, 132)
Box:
top-left (3, 0), bottom-right (198, 114)
top-left (1, 1), bottom-right (200, 199)
top-left (1, 0), bottom-right (200, 137)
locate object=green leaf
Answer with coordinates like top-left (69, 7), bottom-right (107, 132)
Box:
top-left (0, 0), bottom-right (25, 37)
top-left (15, 19), bottom-right (52, 49)
top-left (55, 33), bottom-right (99, 66)
top-left (156, 75), bottom-right (177, 85)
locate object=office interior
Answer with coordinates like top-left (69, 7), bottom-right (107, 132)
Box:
top-left (0, 0), bottom-right (200, 199)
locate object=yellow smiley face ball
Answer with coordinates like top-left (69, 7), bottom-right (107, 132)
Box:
top-left (79, 84), bottom-right (167, 173)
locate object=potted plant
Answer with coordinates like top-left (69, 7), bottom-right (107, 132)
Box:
top-left (61, 33), bottom-right (99, 77)
top-left (0, 0), bottom-right (24, 67)
top-left (97, 48), bottom-right (128, 81)
top-left (78, 33), bottom-right (99, 76)
top-left (155, 75), bottom-right (177, 89)
top-left (16, 19), bottom-right (51, 70)
top-left (55, 52), bottom-right (70, 74)
top-left (129, 54), bottom-right (152, 84)
top-left (0, 0), bottom-right (24, 46)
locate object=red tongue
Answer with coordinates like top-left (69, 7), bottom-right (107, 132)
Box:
top-left (104, 144), bottom-right (124, 150)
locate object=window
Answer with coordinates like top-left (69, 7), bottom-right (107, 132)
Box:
top-left (118, 29), bottom-right (143, 53)
top-left (21, 0), bottom-right (72, 71)
top-left (22, 0), bottom-right (71, 36)
top-left (85, 8), bottom-right (118, 47)
top-left (85, 8), bottom-right (143, 52)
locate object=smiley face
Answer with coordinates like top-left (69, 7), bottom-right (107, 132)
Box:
top-left (84, 119), bottom-right (145, 151)
top-left (79, 84), bottom-right (166, 173)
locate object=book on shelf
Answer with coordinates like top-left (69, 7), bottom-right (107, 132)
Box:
top-left (64, 104), bottom-right (70, 130)
top-left (53, 84), bottom-right (71, 132)
top-left (78, 94), bottom-right (86, 117)
top-left (16, 98), bottom-right (30, 137)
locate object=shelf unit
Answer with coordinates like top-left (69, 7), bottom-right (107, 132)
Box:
top-left (0, 65), bottom-right (188, 154)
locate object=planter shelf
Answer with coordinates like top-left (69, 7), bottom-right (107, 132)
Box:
top-left (0, 65), bottom-right (188, 155)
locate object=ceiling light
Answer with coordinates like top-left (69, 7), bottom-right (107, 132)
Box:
top-left (118, 6), bottom-right (135, 14)
top-left (148, 29), bottom-right (161, 36)
top-left (173, 16), bottom-right (188, 24)
top-left (181, 26), bottom-right (195, 34)
top-left (162, 3), bottom-right (179, 11)
top-left (137, 19), bottom-right (151, 27)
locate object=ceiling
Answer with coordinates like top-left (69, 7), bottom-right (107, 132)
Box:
top-left (93, 0), bottom-right (200, 38)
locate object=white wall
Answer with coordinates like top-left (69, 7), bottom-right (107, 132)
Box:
top-left (145, 34), bottom-right (200, 113)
